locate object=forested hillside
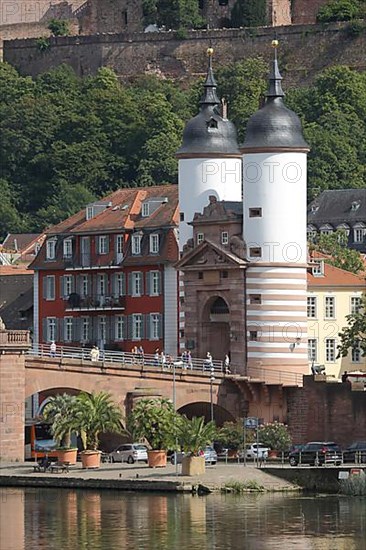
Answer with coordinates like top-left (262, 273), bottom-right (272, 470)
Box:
top-left (0, 60), bottom-right (365, 237)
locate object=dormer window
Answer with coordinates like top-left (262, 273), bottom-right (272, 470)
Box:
top-left (46, 238), bottom-right (56, 260)
top-left (351, 201), bottom-right (360, 212)
top-left (311, 261), bottom-right (324, 277)
top-left (311, 204), bottom-right (319, 214)
top-left (63, 238), bottom-right (72, 259)
top-left (149, 234), bottom-right (159, 254)
top-left (142, 203), bottom-right (149, 217)
top-left (307, 225), bottom-right (317, 242)
top-left (207, 118), bottom-right (218, 130)
top-left (86, 206), bottom-right (94, 220)
top-left (353, 224), bottom-right (365, 243)
top-left (132, 234), bottom-right (142, 255)
top-left (320, 224), bottom-right (333, 235)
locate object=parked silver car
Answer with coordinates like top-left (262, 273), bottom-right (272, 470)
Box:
top-left (109, 444), bottom-right (148, 464)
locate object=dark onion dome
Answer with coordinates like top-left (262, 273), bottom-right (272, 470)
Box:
top-left (176, 49), bottom-right (240, 158)
top-left (241, 44), bottom-right (310, 153)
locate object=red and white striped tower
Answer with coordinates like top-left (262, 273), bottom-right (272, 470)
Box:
top-left (241, 41), bottom-right (310, 382)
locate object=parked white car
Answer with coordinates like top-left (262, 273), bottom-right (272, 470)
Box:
top-left (242, 443), bottom-right (270, 460)
top-left (109, 444), bottom-right (148, 464)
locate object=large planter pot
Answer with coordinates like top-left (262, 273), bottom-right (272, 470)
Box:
top-left (80, 450), bottom-right (101, 469)
top-left (147, 450), bottom-right (167, 468)
top-left (181, 455), bottom-right (205, 476)
top-left (57, 448), bottom-right (77, 465)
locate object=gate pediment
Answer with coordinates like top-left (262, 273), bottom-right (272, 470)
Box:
top-left (176, 239), bottom-right (247, 270)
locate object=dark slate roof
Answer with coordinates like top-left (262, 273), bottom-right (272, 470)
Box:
top-left (176, 55), bottom-right (240, 157)
top-left (1, 233), bottom-right (40, 252)
top-left (307, 189), bottom-right (366, 226)
top-left (241, 58), bottom-right (309, 151)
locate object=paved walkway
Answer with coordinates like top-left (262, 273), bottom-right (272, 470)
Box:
top-left (0, 461), bottom-right (299, 492)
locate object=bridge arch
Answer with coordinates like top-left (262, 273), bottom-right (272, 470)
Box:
top-left (178, 401), bottom-right (235, 427)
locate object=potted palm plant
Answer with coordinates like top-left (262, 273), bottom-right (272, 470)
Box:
top-left (127, 398), bottom-right (180, 468)
top-left (75, 391), bottom-right (123, 469)
top-left (178, 416), bottom-right (216, 476)
top-left (42, 393), bottom-right (78, 464)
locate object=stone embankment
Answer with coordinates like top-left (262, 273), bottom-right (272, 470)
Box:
top-left (0, 462), bottom-right (299, 494)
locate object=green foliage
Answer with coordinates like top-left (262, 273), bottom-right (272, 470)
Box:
top-left (217, 421), bottom-right (254, 450)
top-left (127, 398), bottom-right (180, 450)
top-left (231, 0), bottom-right (267, 28)
top-left (346, 19), bottom-right (366, 35)
top-left (311, 230), bottom-right (365, 274)
top-left (144, 0), bottom-right (205, 30)
top-left (47, 19), bottom-right (70, 36)
top-left (42, 393), bottom-right (78, 448)
top-left (257, 422), bottom-right (292, 452)
top-left (340, 474), bottom-right (366, 495)
top-left (178, 416), bottom-right (216, 455)
top-left (36, 37), bottom-right (50, 52)
top-left (337, 294), bottom-right (366, 357)
top-left (317, 0), bottom-right (365, 23)
top-left (222, 480), bottom-right (265, 493)
top-left (74, 391), bottom-right (123, 451)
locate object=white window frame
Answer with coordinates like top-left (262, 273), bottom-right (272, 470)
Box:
top-left (46, 318), bottom-right (56, 342)
top-left (64, 317), bottom-right (73, 342)
top-left (116, 234), bottom-right (124, 255)
top-left (115, 273), bottom-right (125, 297)
top-left (63, 238), bottom-right (72, 259)
top-left (149, 234), bottom-right (159, 254)
top-left (351, 343), bottom-right (361, 363)
top-left (81, 317), bottom-right (89, 343)
top-left (81, 275), bottom-right (89, 298)
top-left (86, 206), bottom-right (94, 220)
top-left (132, 234), bottom-right (142, 255)
top-left (150, 313), bottom-right (160, 340)
top-left (98, 316), bottom-right (106, 344)
top-left (64, 275), bottom-right (73, 298)
top-left (354, 227), bottom-right (365, 243)
top-left (132, 272), bottom-right (142, 297)
top-left (142, 203), bottom-right (149, 217)
top-left (98, 235), bottom-right (108, 255)
top-left (325, 338), bottom-right (336, 362)
top-left (350, 296), bottom-right (362, 315)
top-left (221, 231), bottom-right (229, 245)
top-left (45, 275), bottom-right (55, 301)
top-left (132, 314), bottom-right (143, 340)
top-left (308, 339), bottom-right (317, 362)
top-left (46, 239), bottom-right (56, 260)
top-left (197, 233), bottom-right (204, 245)
top-left (97, 274), bottom-right (107, 298)
top-left (307, 296), bottom-right (317, 318)
top-left (115, 315), bottom-right (125, 341)
top-left (150, 271), bottom-right (160, 296)
top-left (325, 296), bottom-right (335, 319)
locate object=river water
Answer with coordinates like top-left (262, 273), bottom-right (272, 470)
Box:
top-left (0, 488), bottom-right (365, 550)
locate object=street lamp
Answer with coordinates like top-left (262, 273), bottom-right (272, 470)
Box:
top-left (210, 367), bottom-right (215, 424)
top-left (173, 360), bottom-right (182, 475)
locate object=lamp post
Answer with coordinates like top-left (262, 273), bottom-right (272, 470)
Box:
top-left (210, 367), bottom-right (215, 424)
top-left (173, 360), bottom-right (182, 476)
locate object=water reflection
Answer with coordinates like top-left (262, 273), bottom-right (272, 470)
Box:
top-left (0, 489), bottom-right (365, 550)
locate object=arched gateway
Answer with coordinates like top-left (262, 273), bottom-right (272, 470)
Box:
top-left (201, 296), bottom-right (230, 361)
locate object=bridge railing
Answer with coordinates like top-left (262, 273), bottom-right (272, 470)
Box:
top-left (246, 365), bottom-right (304, 386)
top-left (27, 343), bottom-right (224, 374)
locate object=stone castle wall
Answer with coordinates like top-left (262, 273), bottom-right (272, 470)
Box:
top-left (4, 22), bottom-right (366, 87)
top-left (292, 0), bottom-right (328, 25)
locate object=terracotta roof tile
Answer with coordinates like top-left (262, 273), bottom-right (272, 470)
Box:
top-left (308, 261), bottom-right (366, 287)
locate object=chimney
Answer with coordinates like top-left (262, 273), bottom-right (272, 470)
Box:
top-left (221, 98), bottom-right (228, 119)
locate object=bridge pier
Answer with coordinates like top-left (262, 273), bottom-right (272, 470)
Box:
top-left (0, 329), bottom-right (30, 461)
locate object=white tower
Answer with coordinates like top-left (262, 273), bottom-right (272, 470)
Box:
top-left (241, 43), bottom-right (310, 382)
top-left (176, 49), bottom-right (242, 252)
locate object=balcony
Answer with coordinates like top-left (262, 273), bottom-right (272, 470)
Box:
top-left (65, 293), bottom-right (126, 311)
top-left (64, 252), bottom-right (123, 270)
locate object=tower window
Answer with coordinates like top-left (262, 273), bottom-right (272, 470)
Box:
top-left (249, 294), bottom-right (261, 305)
top-left (249, 331), bottom-right (258, 341)
top-left (197, 233), bottom-right (204, 245)
top-left (221, 271), bottom-right (228, 279)
top-left (198, 272), bottom-right (203, 280)
top-left (249, 247), bottom-right (262, 258)
top-left (207, 118), bottom-right (218, 130)
top-left (221, 231), bottom-right (229, 245)
top-left (123, 10), bottom-right (128, 25)
top-left (180, 212), bottom-right (185, 221)
top-left (249, 208), bottom-right (262, 218)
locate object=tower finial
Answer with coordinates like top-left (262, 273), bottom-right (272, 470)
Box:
top-left (200, 46), bottom-right (220, 107)
top-left (267, 39), bottom-right (284, 98)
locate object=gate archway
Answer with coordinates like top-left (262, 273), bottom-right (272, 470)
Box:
top-left (201, 296), bottom-right (230, 361)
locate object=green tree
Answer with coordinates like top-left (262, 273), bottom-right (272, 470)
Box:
top-left (154, 0), bottom-right (204, 29)
top-left (257, 422), bottom-right (292, 452)
top-left (47, 19), bottom-right (70, 36)
top-left (217, 420), bottom-right (254, 450)
top-left (75, 391), bottom-right (123, 451)
top-left (317, 0), bottom-right (365, 23)
top-left (337, 294), bottom-right (366, 357)
top-left (42, 393), bottom-right (78, 448)
top-left (178, 416), bottom-right (216, 456)
top-left (231, 0), bottom-right (267, 28)
top-left (311, 230), bottom-right (365, 274)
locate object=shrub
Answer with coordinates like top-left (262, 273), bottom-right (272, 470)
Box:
top-left (257, 422), bottom-right (292, 452)
top-left (48, 19), bottom-right (70, 37)
top-left (317, 0), bottom-right (363, 23)
top-left (36, 37), bottom-right (50, 52)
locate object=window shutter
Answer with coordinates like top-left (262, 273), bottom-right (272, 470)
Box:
top-left (121, 273), bottom-right (126, 296)
top-left (128, 273), bottom-right (132, 296)
top-left (141, 314), bottom-right (145, 339)
top-left (111, 316), bottom-right (116, 342)
top-left (42, 319), bottom-right (47, 342)
top-left (42, 277), bottom-right (47, 299)
top-left (146, 272), bottom-right (151, 296)
top-left (105, 317), bottom-right (110, 344)
top-left (60, 276), bottom-right (65, 299)
top-left (54, 319), bottom-right (59, 342)
top-left (146, 314), bottom-right (151, 340)
top-left (158, 314), bottom-right (163, 339)
top-left (122, 315), bottom-right (127, 340)
top-left (50, 276), bottom-right (55, 300)
top-left (140, 272), bottom-right (144, 295)
top-left (128, 315), bottom-right (133, 340)
top-left (112, 273), bottom-right (117, 296)
top-left (105, 236), bottom-right (110, 254)
top-left (71, 275), bottom-right (75, 293)
top-left (157, 272), bottom-right (162, 295)
top-left (73, 317), bottom-right (80, 342)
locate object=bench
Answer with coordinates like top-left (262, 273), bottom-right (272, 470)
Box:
top-left (49, 461), bottom-right (70, 473)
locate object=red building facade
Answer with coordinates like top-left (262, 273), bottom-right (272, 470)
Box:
top-left (30, 185), bottom-right (179, 356)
